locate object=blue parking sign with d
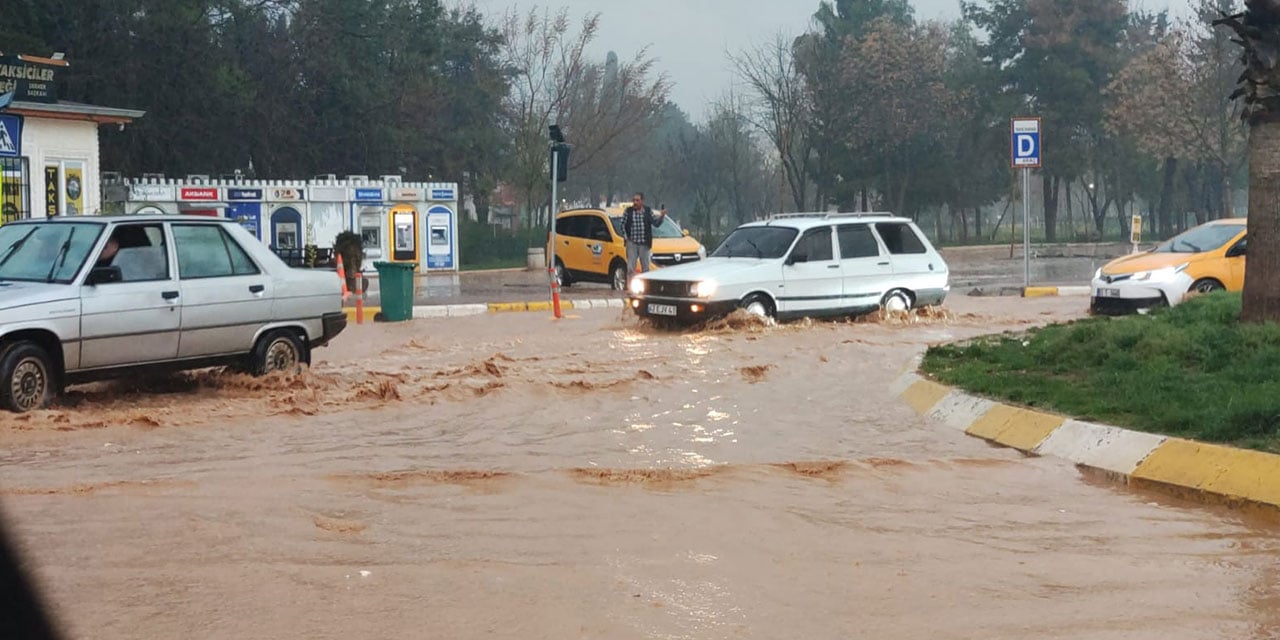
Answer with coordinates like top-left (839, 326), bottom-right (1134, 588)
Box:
top-left (1011, 117), bottom-right (1041, 169)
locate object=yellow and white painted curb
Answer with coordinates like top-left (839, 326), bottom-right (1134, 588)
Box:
top-left (342, 298), bottom-right (627, 323)
top-left (895, 360), bottom-right (1280, 510)
top-left (1023, 285), bottom-right (1092, 298)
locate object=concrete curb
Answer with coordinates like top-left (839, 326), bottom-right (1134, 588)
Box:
top-left (342, 298), bottom-right (625, 323)
top-left (1023, 285), bottom-right (1092, 298)
top-left (895, 359), bottom-right (1280, 510)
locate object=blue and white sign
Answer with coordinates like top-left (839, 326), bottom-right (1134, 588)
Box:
top-left (429, 187), bottom-right (455, 201)
top-left (354, 188), bottom-right (383, 201)
top-left (1011, 117), bottom-right (1041, 169)
top-left (227, 188), bottom-right (263, 201)
top-left (0, 114), bottom-right (22, 158)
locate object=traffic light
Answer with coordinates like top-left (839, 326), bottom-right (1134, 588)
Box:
top-left (551, 144), bottom-right (571, 183)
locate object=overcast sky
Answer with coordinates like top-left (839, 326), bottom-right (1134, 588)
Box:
top-left (468, 0), bottom-right (1189, 120)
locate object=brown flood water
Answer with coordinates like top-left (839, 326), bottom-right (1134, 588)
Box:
top-left (1, 297), bottom-right (1277, 639)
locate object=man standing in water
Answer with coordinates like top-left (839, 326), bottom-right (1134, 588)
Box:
top-left (622, 192), bottom-right (665, 284)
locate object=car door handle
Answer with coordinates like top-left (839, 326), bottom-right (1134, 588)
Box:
top-left (249, 284), bottom-right (265, 294)
top-left (162, 291), bottom-right (179, 300)
top-left (878, 261), bottom-right (890, 266)
top-left (827, 264), bottom-right (840, 269)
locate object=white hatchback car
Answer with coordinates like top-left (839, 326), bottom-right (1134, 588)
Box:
top-left (0, 215), bottom-right (347, 412)
top-left (628, 212), bottom-right (950, 321)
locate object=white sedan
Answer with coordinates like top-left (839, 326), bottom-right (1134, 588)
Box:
top-left (0, 215), bottom-right (347, 412)
top-left (628, 213), bottom-right (950, 322)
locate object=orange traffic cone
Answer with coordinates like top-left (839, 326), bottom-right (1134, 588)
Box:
top-left (336, 254), bottom-right (349, 300)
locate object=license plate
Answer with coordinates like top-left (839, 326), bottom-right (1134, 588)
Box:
top-left (647, 303), bottom-right (678, 316)
top-left (1097, 288), bottom-right (1121, 298)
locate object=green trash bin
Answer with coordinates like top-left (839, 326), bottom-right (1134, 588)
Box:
top-left (373, 261), bottom-right (418, 322)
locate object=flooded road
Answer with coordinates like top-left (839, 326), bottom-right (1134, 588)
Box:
top-left (1, 297), bottom-right (1277, 639)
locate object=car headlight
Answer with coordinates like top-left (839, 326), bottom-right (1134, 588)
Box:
top-left (1133, 263), bottom-right (1189, 281)
top-left (1094, 268), bottom-right (1103, 280)
top-left (629, 278), bottom-right (646, 296)
top-left (692, 280), bottom-right (718, 298)
top-left (697, 245), bottom-right (707, 259)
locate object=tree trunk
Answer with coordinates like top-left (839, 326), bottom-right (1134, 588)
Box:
top-left (1064, 180), bottom-right (1074, 241)
top-left (474, 190), bottom-right (491, 225)
top-left (959, 208), bottom-right (969, 243)
top-left (1241, 119), bottom-right (1280, 323)
top-left (1158, 157), bottom-right (1177, 239)
top-left (895, 178), bottom-right (909, 221)
top-left (1223, 174), bottom-right (1234, 219)
top-left (1042, 175), bottom-right (1060, 242)
top-left (974, 207), bottom-right (983, 240)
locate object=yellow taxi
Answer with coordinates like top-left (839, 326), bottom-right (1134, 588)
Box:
top-left (1090, 218), bottom-right (1247, 315)
top-left (547, 207), bottom-right (706, 290)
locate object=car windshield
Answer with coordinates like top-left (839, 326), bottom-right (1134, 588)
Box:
top-left (1152, 223), bottom-right (1244, 254)
top-left (609, 215), bottom-right (686, 239)
top-left (0, 222), bottom-right (105, 283)
top-left (712, 226), bottom-right (798, 259)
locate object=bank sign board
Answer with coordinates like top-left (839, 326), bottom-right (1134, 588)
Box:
top-left (227, 188), bottom-right (263, 201)
top-left (180, 187), bottom-right (219, 201)
top-left (1011, 117), bottom-right (1042, 169)
top-left (0, 55), bottom-right (60, 104)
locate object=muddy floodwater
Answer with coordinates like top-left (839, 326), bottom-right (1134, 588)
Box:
top-left (1, 297), bottom-right (1277, 639)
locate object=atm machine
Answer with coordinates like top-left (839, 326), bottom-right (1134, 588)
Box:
top-left (389, 203), bottom-right (419, 265)
top-left (425, 205), bottom-right (456, 271)
top-left (355, 205), bottom-right (385, 269)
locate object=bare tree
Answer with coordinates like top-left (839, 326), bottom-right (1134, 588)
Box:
top-left (498, 7), bottom-right (668, 227)
top-left (729, 33), bottom-right (815, 212)
top-left (558, 49), bottom-right (670, 204)
top-left (499, 7), bottom-right (598, 227)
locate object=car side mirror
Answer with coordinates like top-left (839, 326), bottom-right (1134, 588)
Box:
top-left (787, 252), bottom-right (808, 266)
top-left (1229, 243), bottom-right (1246, 258)
top-left (682, 229), bottom-right (690, 237)
top-left (87, 266), bottom-right (123, 285)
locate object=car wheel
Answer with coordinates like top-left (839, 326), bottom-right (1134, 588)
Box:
top-left (882, 290), bottom-right (913, 314)
top-left (1191, 278), bottom-right (1224, 294)
top-left (554, 258), bottom-right (572, 288)
top-left (0, 342), bottom-right (55, 413)
top-left (740, 293), bottom-right (776, 319)
top-left (252, 330), bottom-right (308, 376)
top-left (611, 261), bottom-right (628, 291)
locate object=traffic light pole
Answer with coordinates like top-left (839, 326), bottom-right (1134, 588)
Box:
top-left (548, 144), bottom-right (563, 319)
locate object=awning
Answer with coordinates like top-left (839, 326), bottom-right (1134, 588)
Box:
top-left (6, 100), bottom-right (145, 125)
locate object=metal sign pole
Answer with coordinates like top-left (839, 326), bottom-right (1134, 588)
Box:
top-left (1011, 116), bottom-right (1041, 292)
top-left (548, 147), bottom-right (563, 319)
top-left (1023, 168), bottom-right (1031, 289)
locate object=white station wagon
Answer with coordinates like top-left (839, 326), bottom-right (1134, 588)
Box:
top-left (0, 215), bottom-right (347, 412)
top-left (628, 212), bottom-right (950, 322)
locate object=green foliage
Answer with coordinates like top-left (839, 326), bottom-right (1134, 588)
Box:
top-left (333, 231), bottom-right (363, 274)
top-left (923, 293), bottom-right (1280, 452)
top-left (14, 0), bottom-right (508, 187)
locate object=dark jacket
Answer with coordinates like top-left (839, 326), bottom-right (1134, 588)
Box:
top-left (623, 205), bottom-right (663, 247)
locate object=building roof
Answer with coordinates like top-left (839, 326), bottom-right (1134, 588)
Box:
top-left (6, 100), bottom-right (145, 125)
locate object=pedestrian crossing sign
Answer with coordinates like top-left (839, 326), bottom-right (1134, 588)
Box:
top-left (0, 115), bottom-right (21, 158)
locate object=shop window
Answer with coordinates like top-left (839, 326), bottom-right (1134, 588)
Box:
top-left (0, 158), bottom-right (30, 224)
top-left (43, 158), bottom-right (87, 216)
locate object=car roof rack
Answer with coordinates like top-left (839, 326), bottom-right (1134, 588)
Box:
top-left (766, 211), bottom-right (898, 221)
